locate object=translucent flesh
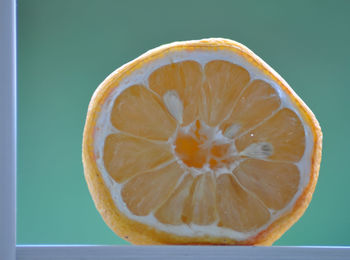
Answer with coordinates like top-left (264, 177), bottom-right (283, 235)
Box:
top-left (103, 59), bottom-right (306, 232)
top-left (103, 133), bottom-right (174, 183)
top-left (190, 173), bottom-right (217, 225)
top-left (121, 162), bottom-right (184, 216)
top-left (155, 174), bottom-right (194, 225)
top-left (216, 174), bottom-right (270, 231)
top-left (235, 108), bottom-right (305, 162)
top-left (234, 159), bottom-right (300, 210)
top-left (200, 60), bottom-right (251, 126)
top-left (111, 85), bottom-right (177, 141)
top-left (149, 61), bottom-right (203, 126)
top-left (220, 79), bottom-right (281, 137)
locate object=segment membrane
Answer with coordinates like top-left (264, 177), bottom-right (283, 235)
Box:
top-left (149, 61), bottom-right (203, 126)
top-left (216, 174), bottom-right (270, 231)
top-left (234, 159), bottom-right (300, 210)
top-left (103, 133), bottom-right (174, 183)
top-left (221, 80), bottom-right (281, 138)
top-left (235, 108), bottom-right (306, 162)
top-left (199, 60), bottom-right (250, 126)
top-left (190, 173), bottom-right (217, 225)
top-left (154, 174), bottom-right (194, 225)
top-left (111, 84), bottom-right (177, 140)
top-left (121, 162), bottom-right (184, 216)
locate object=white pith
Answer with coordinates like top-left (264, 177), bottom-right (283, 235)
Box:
top-left (163, 90), bottom-right (183, 124)
top-left (93, 47), bottom-right (314, 241)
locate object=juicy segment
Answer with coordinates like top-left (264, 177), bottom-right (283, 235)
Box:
top-left (103, 134), bottom-right (174, 183)
top-left (121, 162), bottom-right (184, 216)
top-left (200, 60), bottom-right (251, 126)
top-left (234, 159), bottom-right (300, 210)
top-left (102, 59), bottom-right (306, 233)
top-left (216, 174), bottom-right (270, 231)
top-left (149, 61), bottom-right (203, 126)
top-left (235, 108), bottom-right (305, 162)
top-left (220, 79), bottom-right (281, 138)
top-left (155, 174), bottom-right (194, 225)
top-left (190, 173), bottom-right (217, 225)
top-left (111, 85), bottom-right (177, 141)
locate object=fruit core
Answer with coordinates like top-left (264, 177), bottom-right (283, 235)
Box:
top-left (174, 120), bottom-right (236, 171)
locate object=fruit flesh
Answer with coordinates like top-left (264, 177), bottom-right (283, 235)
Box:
top-left (102, 59), bottom-right (305, 232)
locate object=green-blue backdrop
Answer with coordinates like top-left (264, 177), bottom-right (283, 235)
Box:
top-left (18, 0), bottom-right (350, 245)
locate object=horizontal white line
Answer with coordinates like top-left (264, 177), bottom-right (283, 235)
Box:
top-left (17, 245), bottom-right (350, 260)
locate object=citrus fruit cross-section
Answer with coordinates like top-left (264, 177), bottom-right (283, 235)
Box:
top-left (82, 38), bottom-right (322, 245)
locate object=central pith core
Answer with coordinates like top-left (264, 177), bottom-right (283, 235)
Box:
top-left (163, 89), bottom-right (274, 172)
top-left (174, 120), bottom-right (236, 170)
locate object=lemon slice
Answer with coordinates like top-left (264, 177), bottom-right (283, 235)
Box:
top-left (83, 38), bottom-right (322, 245)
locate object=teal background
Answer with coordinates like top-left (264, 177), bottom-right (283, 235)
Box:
top-left (17, 0), bottom-right (350, 245)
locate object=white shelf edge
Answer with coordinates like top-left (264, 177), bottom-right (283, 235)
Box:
top-left (16, 245), bottom-right (350, 260)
